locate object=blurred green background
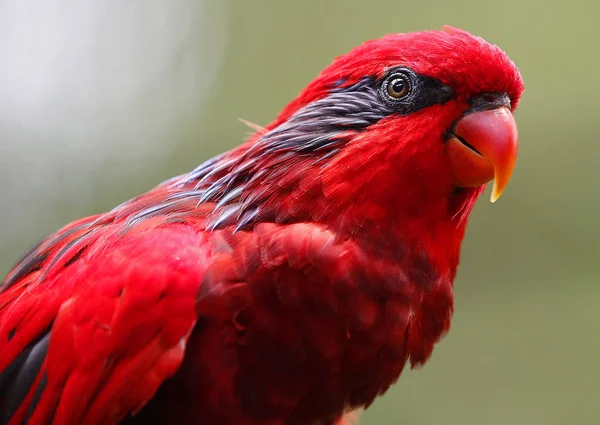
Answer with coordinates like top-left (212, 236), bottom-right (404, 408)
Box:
top-left (0, 0), bottom-right (598, 424)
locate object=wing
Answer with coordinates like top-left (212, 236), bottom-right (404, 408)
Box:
top-left (0, 142), bottom-right (266, 425)
top-left (0, 216), bottom-right (211, 425)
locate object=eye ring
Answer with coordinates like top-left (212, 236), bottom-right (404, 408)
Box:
top-left (384, 73), bottom-right (411, 100)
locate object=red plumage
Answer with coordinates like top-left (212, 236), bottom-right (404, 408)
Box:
top-left (0, 27), bottom-right (523, 425)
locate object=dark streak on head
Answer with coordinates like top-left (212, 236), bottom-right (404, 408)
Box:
top-left (198, 84), bottom-right (393, 231)
top-left (131, 70), bottom-right (455, 232)
top-left (332, 68), bottom-right (454, 115)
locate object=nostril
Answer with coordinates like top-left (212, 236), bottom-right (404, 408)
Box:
top-left (469, 92), bottom-right (511, 112)
top-left (482, 93), bottom-right (496, 103)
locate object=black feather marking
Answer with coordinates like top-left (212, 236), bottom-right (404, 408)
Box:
top-left (167, 70), bottom-right (453, 232)
top-left (330, 76), bottom-right (373, 93)
top-left (62, 244), bottom-right (89, 269)
top-left (207, 204), bottom-right (242, 231)
top-left (39, 231), bottom-right (95, 282)
top-left (215, 186), bottom-right (245, 210)
top-left (183, 151), bottom-right (227, 183)
top-left (314, 148), bottom-right (341, 164)
top-left (23, 371), bottom-right (47, 425)
top-left (2, 250), bottom-right (48, 291)
top-left (132, 200), bottom-right (184, 220)
top-left (197, 183), bottom-right (224, 204)
top-left (234, 208), bottom-right (262, 232)
top-left (332, 71), bottom-right (454, 115)
top-left (196, 84), bottom-right (391, 230)
top-left (0, 332), bottom-right (50, 425)
top-left (190, 158), bottom-right (238, 187)
top-left (2, 219), bottom-right (98, 292)
top-left (377, 67), bottom-right (454, 114)
top-left (164, 190), bottom-right (205, 202)
top-left (40, 221), bottom-right (95, 254)
top-left (1, 237), bottom-right (44, 286)
top-left (0, 346), bottom-right (34, 398)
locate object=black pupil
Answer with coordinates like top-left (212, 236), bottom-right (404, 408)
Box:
top-left (391, 78), bottom-right (405, 94)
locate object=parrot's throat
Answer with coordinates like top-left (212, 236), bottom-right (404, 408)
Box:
top-left (307, 112), bottom-right (484, 280)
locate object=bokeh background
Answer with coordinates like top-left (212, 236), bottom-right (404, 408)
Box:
top-left (0, 0), bottom-right (598, 424)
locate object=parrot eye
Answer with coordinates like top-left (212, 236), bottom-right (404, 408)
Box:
top-left (376, 67), bottom-right (453, 115)
top-left (384, 73), bottom-right (411, 99)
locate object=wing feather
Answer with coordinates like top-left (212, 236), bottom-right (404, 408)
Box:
top-left (0, 221), bottom-right (211, 425)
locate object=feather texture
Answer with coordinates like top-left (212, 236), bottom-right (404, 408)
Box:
top-left (0, 27), bottom-right (523, 425)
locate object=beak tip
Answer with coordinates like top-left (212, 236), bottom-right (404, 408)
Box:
top-left (490, 181), bottom-right (504, 203)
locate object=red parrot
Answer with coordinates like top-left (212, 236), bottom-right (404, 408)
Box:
top-left (0, 26), bottom-right (523, 425)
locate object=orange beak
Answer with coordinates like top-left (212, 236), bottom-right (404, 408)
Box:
top-left (446, 107), bottom-right (518, 202)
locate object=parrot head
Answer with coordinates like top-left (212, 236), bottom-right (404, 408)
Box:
top-left (195, 26), bottom-right (524, 255)
top-left (268, 26), bottom-right (523, 200)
